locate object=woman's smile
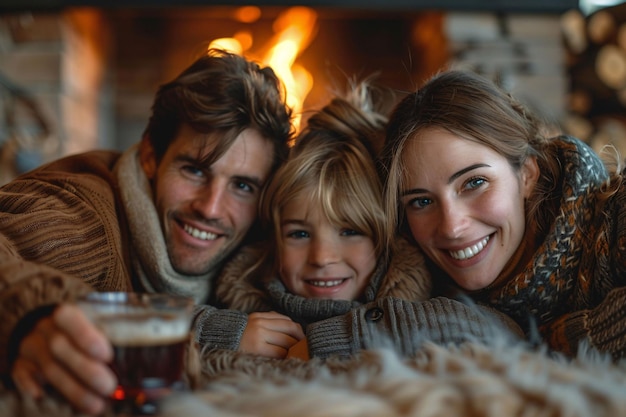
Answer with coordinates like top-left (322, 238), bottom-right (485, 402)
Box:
top-left (401, 127), bottom-right (538, 291)
top-left (448, 236), bottom-right (490, 260)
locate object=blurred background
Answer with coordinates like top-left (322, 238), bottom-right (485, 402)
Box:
top-left (0, 0), bottom-right (624, 183)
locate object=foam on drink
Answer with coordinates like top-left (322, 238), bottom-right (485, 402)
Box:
top-left (96, 313), bottom-right (191, 346)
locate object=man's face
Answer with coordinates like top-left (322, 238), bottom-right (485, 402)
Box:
top-left (141, 124), bottom-right (274, 275)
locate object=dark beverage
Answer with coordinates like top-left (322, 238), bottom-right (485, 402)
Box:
top-left (76, 293), bottom-right (194, 415)
top-left (110, 339), bottom-right (188, 414)
top-left (101, 312), bottom-right (191, 415)
top-left (111, 339), bottom-right (187, 395)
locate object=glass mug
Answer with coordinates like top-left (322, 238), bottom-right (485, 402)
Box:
top-left (76, 292), bottom-right (194, 415)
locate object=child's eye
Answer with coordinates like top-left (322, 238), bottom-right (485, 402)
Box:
top-left (286, 230), bottom-right (309, 239)
top-left (408, 197), bottom-right (432, 209)
top-left (340, 228), bottom-right (363, 237)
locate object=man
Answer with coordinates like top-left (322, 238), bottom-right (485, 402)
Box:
top-left (0, 49), bottom-right (304, 415)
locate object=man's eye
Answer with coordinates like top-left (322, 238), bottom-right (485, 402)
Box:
top-left (182, 165), bottom-right (205, 178)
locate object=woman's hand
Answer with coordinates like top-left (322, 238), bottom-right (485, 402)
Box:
top-left (11, 304), bottom-right (117, 415)
top-left (239, 311), bottom-right (305, 358)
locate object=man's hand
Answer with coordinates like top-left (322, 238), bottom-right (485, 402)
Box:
top-left (11, 304), bottom-right (117, 415)
top-left (239, 311), bottom-right (305, 358)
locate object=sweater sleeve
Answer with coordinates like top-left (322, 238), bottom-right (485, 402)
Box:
top-left (0, 152), bottom-right (132, 375)
top-left (305, 296), bottom-right (524, 359)
top-left (542, 287), bottom-right (626, 359)
top-left (542, 167), bottom-right (626, 359)
top-left (0, 234), bottom-right (93, 375)
top-left (192, 304), bottom-right (250, 351)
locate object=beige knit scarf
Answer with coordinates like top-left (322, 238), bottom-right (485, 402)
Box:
top-left (114, 144), bottom-right (212, 303)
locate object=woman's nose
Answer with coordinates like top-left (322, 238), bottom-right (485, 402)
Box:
top-left (438, 201), bottom-right (469, 240)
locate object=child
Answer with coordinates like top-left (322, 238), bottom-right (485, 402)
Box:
top-left (216, 80), bottom-right (430, 325)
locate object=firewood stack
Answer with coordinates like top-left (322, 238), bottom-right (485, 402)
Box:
top-left (561, 4), bottom-right (626, 160)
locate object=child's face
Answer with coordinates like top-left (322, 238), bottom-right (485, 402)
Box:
top-left (278, 195), bottom-right (377, 301)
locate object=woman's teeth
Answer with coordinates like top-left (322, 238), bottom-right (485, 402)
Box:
top-left (184, 224), bottom-right (217, 241)
top-left (449, 236), bottom-right (489, 260)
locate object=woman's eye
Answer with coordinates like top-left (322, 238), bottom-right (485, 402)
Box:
top-left (465, 177), bottom-right (486, 190)
top-left (235, 181), bottom-right (253, 193)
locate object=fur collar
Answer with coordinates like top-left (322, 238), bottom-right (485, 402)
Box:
top-left (215, 236), bottom-right (432, 321)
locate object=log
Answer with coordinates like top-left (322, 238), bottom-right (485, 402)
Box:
top-left (595, 44), bottom-right (626, 89)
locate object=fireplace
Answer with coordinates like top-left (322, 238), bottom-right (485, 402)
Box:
top-left (105, 6), bottom-right (453, 145)
top-left (0, 3), bottom-right (576, 183)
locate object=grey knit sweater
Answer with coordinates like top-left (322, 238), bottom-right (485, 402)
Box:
top-left (216, 239), bottom-right (524, 358)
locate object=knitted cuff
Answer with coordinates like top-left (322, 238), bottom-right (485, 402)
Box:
top-left (391, 296), bottom-right (521, 347)
top-left (193, 305), bottom-right (248, 351)
top-left (6, 304), bottom-right (57, 375)
top-left (585, 289), bottom-right (626, 358)
top-left (306, 312), bottom-right (356, 359)
top-left (545, 310), bottom-right (590, 356)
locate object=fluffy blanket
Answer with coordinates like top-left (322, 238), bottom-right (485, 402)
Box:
top-left (3, 342), bottom-right (624, 417)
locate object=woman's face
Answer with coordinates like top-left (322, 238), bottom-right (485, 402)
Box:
top-left (277, 194), bottom-right (376, 301)
top-left (399, 127), bottom-right (538, 291)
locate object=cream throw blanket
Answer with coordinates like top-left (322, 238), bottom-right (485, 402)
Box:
top-left (3, 342), bottom-right (624, 417)
top-left (168, 342), bottom-right (626, 417)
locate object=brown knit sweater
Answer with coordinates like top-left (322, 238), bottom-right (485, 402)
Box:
top-left (0, 147), bottom-right (251, 377)
top-left (0, 150), bottom-right (132, 375)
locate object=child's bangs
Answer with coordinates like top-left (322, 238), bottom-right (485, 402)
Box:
top-left (315, 169), bottom-right (376, 237)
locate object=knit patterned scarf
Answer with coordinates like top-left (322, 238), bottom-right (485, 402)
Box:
top-left (485, 136), bottom-right (608, 331)
top-left (114, 144), bottom-right (212, 303)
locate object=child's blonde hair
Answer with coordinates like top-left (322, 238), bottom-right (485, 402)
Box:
top-left (261, 80), bottom-right (391, 268)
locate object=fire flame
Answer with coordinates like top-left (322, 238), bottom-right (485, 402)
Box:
top-left (209, 6), bottom-right (317, 132)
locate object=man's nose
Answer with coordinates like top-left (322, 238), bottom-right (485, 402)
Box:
top-left (192, 181), bottom-right (227, 218)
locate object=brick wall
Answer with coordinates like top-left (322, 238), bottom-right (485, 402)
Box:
top-left (0, 8), bottom-right (110, 184)
top-left (0, 7), bottom-right (570, 185)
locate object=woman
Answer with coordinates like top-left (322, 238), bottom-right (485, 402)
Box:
top-left (382, 69), bottom-right (626, 360)
top-left (215, 79), bottom-right (524, 359)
